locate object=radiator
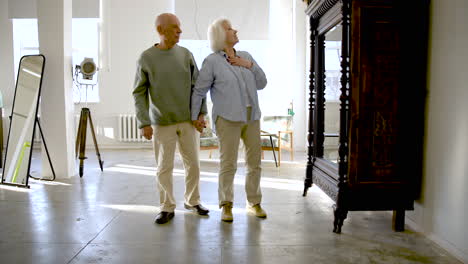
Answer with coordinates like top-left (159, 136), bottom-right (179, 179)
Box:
top-left (118, 114), bottom-right (148, 142)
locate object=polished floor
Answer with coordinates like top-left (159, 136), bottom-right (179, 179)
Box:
top-left (0, 149), bottom-right (462, 264)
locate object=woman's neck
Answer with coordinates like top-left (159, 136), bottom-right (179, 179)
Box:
top-left (224, 46), bottom-right (236, 57)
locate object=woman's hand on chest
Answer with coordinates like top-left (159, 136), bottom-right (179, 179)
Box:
top-left (227, 55), bottom-right (253, 69)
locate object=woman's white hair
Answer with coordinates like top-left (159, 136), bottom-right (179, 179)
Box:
top-left (208, 18), bottom-right (230, 52)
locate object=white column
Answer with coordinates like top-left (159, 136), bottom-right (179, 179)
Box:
top-left (293, 0), bottom-right (308, 151)
top-left (37, 0), bottom-right (76, 178)
top-left (0, 0), bottom-right (15, 142)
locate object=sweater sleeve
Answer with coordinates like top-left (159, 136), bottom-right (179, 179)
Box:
top-left (132, 57), bottom-right (151, 129)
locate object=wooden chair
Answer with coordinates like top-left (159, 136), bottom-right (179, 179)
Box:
top-left (260, 130), bottom-right (278, 167)
top-left (260, 115), bottom-right (294, 166)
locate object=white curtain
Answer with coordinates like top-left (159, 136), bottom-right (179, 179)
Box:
top-left (175, 0), bottom-right (269, 40)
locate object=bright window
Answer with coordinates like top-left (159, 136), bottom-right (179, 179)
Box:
top-left (12, 19), bottom-right (39, 80)
top-left (12, 18), bottom-right (100, 103)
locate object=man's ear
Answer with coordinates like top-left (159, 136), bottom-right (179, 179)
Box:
top-left (156, 25), bottom-right (164, 35)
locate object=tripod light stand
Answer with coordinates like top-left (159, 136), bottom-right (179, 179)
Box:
top-left (73, 58), bottom-right (104, 177)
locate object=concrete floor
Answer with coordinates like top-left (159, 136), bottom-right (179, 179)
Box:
top-left (0, 149), bottom-right (462, 264)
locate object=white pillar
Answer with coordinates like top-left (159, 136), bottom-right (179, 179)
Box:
top-left (0, 0), bottom-right (15, 142)
top-left (37, 0), bottom-right (76, 178)
top-left (293, 0), bottom-right (308, 151)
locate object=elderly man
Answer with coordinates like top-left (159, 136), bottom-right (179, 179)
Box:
top-left (133, 13), bottom-right (209, 224)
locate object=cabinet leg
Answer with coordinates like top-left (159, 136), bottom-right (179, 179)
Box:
top-left (392, 210), bottom-right (405, 232)
top-left (333, 205), bottom-right (348, 234)
top-left (303, 164), bottom-right (313, 196)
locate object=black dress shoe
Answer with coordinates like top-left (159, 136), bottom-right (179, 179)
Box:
top-left (155, 211), bottom-right (174, 224)
top-left (184, 203), bottom-right (209, 215)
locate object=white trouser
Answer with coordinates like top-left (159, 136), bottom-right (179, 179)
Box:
top-left (153, 122), bottom-right (201, 212)
top-left (215, 109), bottom-right (262, 207)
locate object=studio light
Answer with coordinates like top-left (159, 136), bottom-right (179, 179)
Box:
top-left (76, 57), bottom-right (97, 80)
top-left (71, 56), bottom-right (104, 175)
top-left (72, 57), bottom-right (99, 103)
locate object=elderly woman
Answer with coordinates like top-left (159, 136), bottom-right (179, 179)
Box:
top-left (191, 18), bottom-right (267, 222)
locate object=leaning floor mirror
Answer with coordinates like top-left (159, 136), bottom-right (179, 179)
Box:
top-left (1, 55), bottom-right (45, 188)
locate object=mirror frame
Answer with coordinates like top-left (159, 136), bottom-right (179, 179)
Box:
top-left (305, 0), bottom-right (352, 197)
top-left (311, 1), bottom-right (345, 177)
top-left (1, 54), bottom-right (46, 188)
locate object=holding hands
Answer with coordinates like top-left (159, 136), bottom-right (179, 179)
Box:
top-left (192, 114), bottom-right (206, 133)
top-left (141, 126), bottom-right (153, 140)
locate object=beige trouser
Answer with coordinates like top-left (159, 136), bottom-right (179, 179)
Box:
top-left (215, 109), bottom-right (262, 207)
top-left (152, 122), bottom-right (201, 212)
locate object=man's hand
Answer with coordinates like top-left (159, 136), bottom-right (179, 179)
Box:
top-left (227, 56), bottom-right (253, 69)
top-left (140, 126), bottom-right (153, 140)
top-left (192, 120), bottom-right (203, 133)
top-left (192, 114), bottom-right (206, 133)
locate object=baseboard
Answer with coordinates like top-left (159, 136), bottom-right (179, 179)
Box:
top-left (92, 144), bottom-right (153, 150)
top-left (30, 143), bottom-right (153, 150)
top-left (405, 216), bottom-right (467, 263)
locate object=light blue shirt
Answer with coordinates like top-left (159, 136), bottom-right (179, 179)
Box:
top-left (191, 50), bottom-right (267, 133)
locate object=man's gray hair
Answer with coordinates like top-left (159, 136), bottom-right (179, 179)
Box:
top-left (208, 18), bottom-right (230, 52)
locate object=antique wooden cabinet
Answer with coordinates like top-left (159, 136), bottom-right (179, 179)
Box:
top-left (302, 0), bottom-right (429, 233)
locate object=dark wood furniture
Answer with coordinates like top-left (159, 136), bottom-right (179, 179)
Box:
top-left (302, 0), bottom-right (429, 233)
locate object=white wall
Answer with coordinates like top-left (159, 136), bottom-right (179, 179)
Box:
top-left (406, 0), bottom-right (468, 262)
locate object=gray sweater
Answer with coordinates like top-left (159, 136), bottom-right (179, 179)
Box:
top-left (133, 44), bottom-right (207, 128)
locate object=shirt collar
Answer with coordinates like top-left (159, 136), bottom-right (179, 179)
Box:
top-left (218, 49), bottom-right (237, 58)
